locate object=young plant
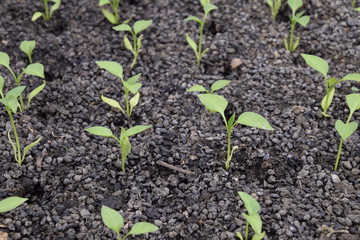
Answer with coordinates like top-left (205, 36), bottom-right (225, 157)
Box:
top-left (266, 0), bottom-right (282, 19)
top-left (187, 79), bottom-right (231, 94)
top-left (0, 78), bottom-right (42, 165)
top-left (301, 54), bottom-right (360, 117)
top-left (101, 205), bottom-right (159, 240)
top-left (188, 85), bottom-right (274, 170)
top-left (96, 61), bottom-right (142, 117)
top-left (0, 50), bottom-right (46, 111)
top-left (20, 40), bottom-right (36, 64)
top-left (184, 0), bottom-right (218, 67)
top-left (98, 0), bottom-right (129, 25)
top-left (32, 0), bottom-right (61, 21)
top-left (85, 125), bottom-right (151, 172)
top-left (0, 197), bottom-right (28, 213)
top-left (236, 192), bottom-right (266, 240)
top-left (113, 20), bottom-right (153, 68)
top-left (334, 93), bottom-right (360, 171)
top-left (284, 0), bottom-right (310, 52)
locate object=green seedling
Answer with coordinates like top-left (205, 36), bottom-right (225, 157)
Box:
top-left (334, 93), bottom-right (360, 171)
top-left (236, 192), bottom-right (266, 240)
top-left (301, 54), bottom-right (360, 117)
top-left (0, 78), bottom-right (42, 165)
top-left (113, 20), bottom-right (153, 68)
top-left (96, 61), bottom-right (142, 117)
top-left (184, 0), bottom-right (218, 67)
top-left (0, 197), bottom-right (28, 213)
top-left (284, 0), bottom-right (310, 52)
top-left (98, 0), bottom-right (129, 25)
top-left (0, 50), bottom-right (46, 111)
top-left (352, 0), bottom-right (357, 8)
top-left (20, 40), bottom-right (36, 64)
top-left (32, 0), bottom-right (61, 21)
top-left (85, 125), bottom-right (151, 172)
top-left (266, 0), bottom-right (282, 19)
top-left (101, 205), bottom-right (159, 240)
top-left (188, 86), bottom-right (274, 170)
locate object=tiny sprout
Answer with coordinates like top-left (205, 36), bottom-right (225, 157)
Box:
top-left (266, 0), bottom-right (282, 19)
top-left (85, 125), bottom-right (152, 172)
top-left (301, 54), bottom-right (360, 117)
top-left (0, 197), bottom-right (28, 213)
top-left (32, 0), bottom-right (61, 21)
top-left (334, 93), bottom-right (360, 171)
top-left (98, 0), bottom-right (129, 25)
top-left (184, 0), bottom-right (218, 67)
top-left (20, 40), bottom-right (36, 64)
top-left (101, 205), bottom-right (159, 240)
top-left (284, 0), bottom-right (310, 52)
top-left (113, 20), bottom-right (153, 68)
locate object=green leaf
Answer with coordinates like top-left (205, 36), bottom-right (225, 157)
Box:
top-left (342, 73), bottom-right (360, 82)
top-left (50, 0), bottom-right (61, 18)
top-left (328, 77), bottom-right (338, 88)
top-left (85, 126), bottom-right (114, 138)
top-left (236, 112), bottom-right (274, 130)
top-left (27, 80), bottom-right (46, 108)
top-left (198, 94), bottom-right (228, 116)
top-left (346, 93), bottom-right (360, 114)
top-left (101, 206), bottom-right (124, 235)
top-left (0, 75), bottom-right (4, 94)
top-left (242, 213), bottom-right (263, 235)
top-left (123, 35), bottom-right (134, 52)
top-left (0, 197), bottom-right (28, 213)
top-left (321, 87), bottom-right (335, 114)
top-left (355, 7), bottom-right (360, 12)
top-left (186, 34), bottom-right (198, 54)
top-left (184, 16), bottom-right (202, 24)
top-left (288, 0), bottom-right (303, 15)
top-left (133, 20), bottom-right (152, 35)
top-left (23, 63), bottom-right (45, 78)
top-left (296, 15), bottom-right (310, 27)
top-left (128, 73), bottom-right (142, 85)
top-left (120, 134), bottom-right (131, 164)
top-left (1, 95), bottom-right (19, 113)
top-left (227, 113), bottom-right (236, 129)
top-left (236, 232), bottom-right (244, 240)
top-left (20, 40), bottom-right (36, 61)
top-left (122, 125), bottom-right (152, 138)
top-left (31, 12), bottom-right (44, 21)
top-left (101, 8), bottom-right (117, 24)
top-left (252, 232), bottom-right (266, 240)
top-left (203, 3), bottom-right (218, 14)
top-left (0, 52), bottom-right (10, 69)
top-left (266, 0), bottom-right (273, 7)
top-left (238, 192), bottom-right (261, 215)
top-left (22, 137), bottom-right (42, 158)
top-left (187, 85), bottom-right (207, 92)
top-left (7, 86), bottom-right (26, 99)
top-left (129, 222), bottom-right (159, 235)
top-left (124, 82), bottom-right (142, 94)
top-left (200, 0), bottom-right (209, 7)
top-left (335, 120), bottom-right (358, 141)
top-left (301, 54), bottom-right (329, 78)
top-left (113, 24), bottom-right (132, 32)
top-left (129, 92), bottom-right (140, 112)
top-left (96, 61), bottom-right (123, 79)
top-left (98, 0), bottom-right (111, 6)
top-left (137, 35), bottom-right (143, 51)
top-left (210, 80), bottom-right (231, 93)
top-left (101, 94), bottom-right (125, 113)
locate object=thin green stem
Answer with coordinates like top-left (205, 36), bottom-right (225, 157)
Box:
top-left (245, 222), bottom-right (249, 240)
top-left (289, 20), bottom-right (296, 52)
top-left (125, 89), bottom-right (130, 116)
top-left (44, 0), bottom-right (50, 20)
top-left (334, 139), bottom-right (343, 171)
top-left (197, 14), bottom-right (206, 67)
top-left (7, 108), bottom-right (22, 165)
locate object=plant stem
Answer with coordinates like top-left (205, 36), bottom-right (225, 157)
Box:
top-left (197, 14), bottom-right (206, 67)
top-left (44, 0), bottom-right (50, 20)
top-left (125, 90), bottom-right (130, 116)
top-left (245, 222), bottom-right (249, 240)
top-left (7, 108), bottom-right (22, 165)
top-left (225, 129), bottom-right (232, 170)
top-left (334, 114), bottom-right (353, 171)
top-left (289, 20), bottom-right (296, 52)
top-left (131, 33), bottom-right (138, 68)
top-left (112, 0), bottom-right (120, 24)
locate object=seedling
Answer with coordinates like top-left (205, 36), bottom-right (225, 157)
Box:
top-left (98, 0), bottom-right (129, 25)
top-left (188, 85), bottom-right (274, 170)
top-left (20, 40), bottom-right (36, 64)
top-left (101, 205), bottom-right (159, 240)
top-left (334, 93), bottom-right (360, 171)
top-left (301, 54), bottom-right (360, 117)
top-left (85, 125), bottom-right (151, 172)
top-left (0, 197), bottom-right (28, 213)
top-left (0, 78), bottom-right (42, 165)
top-left (96, 61), bottom-right (142, 117)
top-left (184, 0), bottom-right (218, 67)
top-left (113, 20), bottom-right (153, 68)
top-left (236, 192), bottom-right (266, 240)
top-left (266, 0), bottom-right (282, 19)
top-left (0, 50), bottom-right (46, 111)
top-left (284, 0), bottom-right (310, 52)
top-left (187, 79), bottom-right (231, 94)
top-left (32, 0), bottom-right (61, 21)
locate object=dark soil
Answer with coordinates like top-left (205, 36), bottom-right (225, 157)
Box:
top-left (0, 0), bottom-right (359, 239)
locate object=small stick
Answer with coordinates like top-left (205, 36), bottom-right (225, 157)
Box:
top-left (156, 160), bottom-right (194, 175)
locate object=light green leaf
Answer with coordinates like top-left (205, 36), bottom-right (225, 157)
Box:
top-left (236, 112), bottom-right (274, 130)
top-left (130, 92), bottom-right (140, 111)
top-left (355, 7), bottom-right (360, 12)
top-left (301, 54), bottom-right (329, 78)
top-left (20, 40), bottom-right (36, 61)
top-left (198, 94), bottom-right (228, 116)
top-left (321, 87), bottom-right (335, 114)
top-left (0, 197), bottom-right (28, 213)
top-left (137, 34), bottom-right (143, 51)
top-left (120, 135), bottom-right (131, 163)
top-left (238, 192), bottom-right (261, 215)
top-left (101, 94), bottom-right (124, 113)
top-left (124, 35), bottom-right (134, 52)
top-left (211, 80), bottom-right (231, 93)
top-left (266, 0), bottom-right (273, 7)
top-left (22, 137), bottom-right (42, 158)
top-left (296, 15), bottom-right (310, 27)
top-left (85, 126), bottom-right (114, 138)
top-left (124, 82), bottom-right (142, 94)
top-left (0, 52), bottom-right (10, 69)
top-left (288, 0), bottom-right (303, 15)
top-left (27, 80), bottom-right (46, 108)
top-left (96, 61), bottom-right (123, 79)
top-left (7, 86), bottom-right (26, 99)
top-left (335, 120), bottom-right (358, 141)
top-left (31, 12), bottom-right (44, 21)
top-left (101, 206), bottom-right (124, 234)
top-left (242, 213), bottom-right (263, 235)
top-left (133, 20), bottom-right (152, 35)
top-left (50, 0), bottom-right (61, 18)
top-left (187, 85), bottom-right (207, 92)
top-left (236, 232), bottom-right (244, 240)
top-left (184, 16), bottom-right (202, 24)
top-left (227, 113), bottom-right (236, 130)
top-left (200, 0), bottom-right (209, 7)
top-left (342, 73), bottom-right (360, 82)
top-left (346, 93), bottom-right (360, 114)
top-left (203, 3), bottom-right (218, 14)
top-left (113, 24), bottom-right (132, 32)
top-left (129, 222), bottom-right (159, 235)
top-left (252, 232), bottom-right (266, 240)
top-left (98, 0), bottom-right (111, 6)
top-left (328, 77), bottom-right (338, 88)
top-left (128, 73), bottom-right (142, 85)
top-left (0, 75), bottom-right (4, 94)
top-left (23, 63), bottom-right (45, 78)
top-left (186, 34), bottom-right (198, 54)
top-left (292, 37), bottom-right (300, 51)
top-left (101, 8), bottom-right (117, 24)
top-left (122, 125), bottom-right (152, 138)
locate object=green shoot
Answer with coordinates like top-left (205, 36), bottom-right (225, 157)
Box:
top-left (184, 0), bottom-right (218, 67)
top-left (98, 0), bottom-right (129, 25)
top-left (352, 0), bottom-right (357, 8)
top-left (20, 40), bottom-right (36, 64)
top-left (96, 61), bottom-right (142, 117)
top-left (85, 125), bottom-right (152, 172)
top-left (236, 192), bottom-right (266, 240)
top-left (266, 0), bottom-right (282, 19)
top-left (188, 84), bottom-right (274, 170)
top-left (113, 20), bottom-right (153, 68)
top-left (0, 77), bottom-right (42, 165)
top-left (32, 0), bottom-right (61, 21)
top-left (0, 51), bottom-right (46, 111)
top-left (187, 79), bottom-right (231, 94)
top-left (284, 0), bottom-right (310, 52)
top-left (101, 205), bottom-right (159, 240)
top-left (301, 54), bottom-right (360, 117)
top-left (0, 197), bottom-right (28, 213)
top-left (334, 93), bottom-right (360, 171)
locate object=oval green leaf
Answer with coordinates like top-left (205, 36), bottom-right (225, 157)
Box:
top-left (101, 95), bottom-right (124, 113)
top-left (96, 61), bottom-right (123, 79)
top-left (301, 54), bottom-right (329, 78)
top-left (346, 93), bottom-right (360, 113)
top-left (238, 192), bottom-right (260, 215)
top-left (23, 63), bottom-right (45, 78)
top-left (85, 126), bottom-right (114, 137)
top-left (0, 75), bottom-right (4, 94)
top-left (128, 73), bottom-right (142, 85)
top-left (0, 197), bottom-right (28, 213)
top-left (187, 85), bottom-right (207, 92)
top-left (335, 120), bottom-right (358, 141)
top-left (27, 80), bottom-right (46, 108)
top-left (31, 12), bottom-right (44, 21)
top-left (128, 222), bottom-right (159, 235)
top-left (0, 52), bottom-right (10, 69)
top-left (185, 34), bottom-right (197, 54)
top-left (236, 112), bottom-right (274, 130)
top-left (20, 40), bottom-right (36, 58)
top-left (113, 24), bottom-right (132, 32)
top-left (184, 16), bottom-right (202, 24)
top-left (342, 73), bottom-right (360, 82)
top-left (203, 3), bottom-right (218, 14)
top-left (211, 80), bottom-right (231, 93)
top-left (242, 213), bottom-right (263, 235)
top-left (101, 206), bottom-right (124, 234)
top-left (198, 94), bottom-right (228, 116)
top-left (133, 20), bottom-right (152, 35)
top-left (122, 125), bottom-right (152, 138)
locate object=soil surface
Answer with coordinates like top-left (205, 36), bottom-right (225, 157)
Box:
top-left (0, 0), bottom-right (359, 239)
